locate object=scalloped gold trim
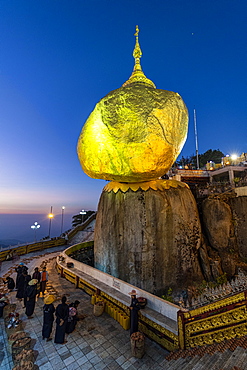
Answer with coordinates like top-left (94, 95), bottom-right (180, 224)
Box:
top-left (103, 179), bottom-right (189, 193)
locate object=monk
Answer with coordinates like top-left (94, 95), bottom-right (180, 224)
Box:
top-left (42, 294), bottom-right (55, 342)
top-left (25, 279), bottom-right (38, 318)
top-left (54, 296), bottom-right (69, 344)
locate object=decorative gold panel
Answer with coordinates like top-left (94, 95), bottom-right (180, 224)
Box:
top-left (186, 322), bottom-right (247, 348)
top-left (185, 306), bottom-right (247, 335)
top-left (183, 292), bottom-right (246, 319)
top-left (139, 312), bottom-right (179, 351)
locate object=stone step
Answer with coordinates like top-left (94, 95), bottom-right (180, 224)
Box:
top-left (221, 346), bottom-right (246, 370)
top-left (210, 349), bottom-right (233, 370)
top-left (201, 352), bottom-right (224, 370)
top-left (160, 359), bottom-right (172, 368)
top-left (234, 349), bottom-right (246, 369)
top-left (166, 356), bottom-right (190, 370)
top-left (182, 355), bottom-right (201, 370)
top-left (191, 353), bottom-right (213, 370)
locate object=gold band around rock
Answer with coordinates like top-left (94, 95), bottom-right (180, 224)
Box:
top-left (103, 179), bottom-right (189, 193)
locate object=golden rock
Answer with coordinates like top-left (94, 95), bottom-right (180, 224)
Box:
top-left (77, 26), bottom-right (188, 182)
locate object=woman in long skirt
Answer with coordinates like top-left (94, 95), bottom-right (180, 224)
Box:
top-left (54, 296), bottom-right (69, 344)
top-left (25, 279), bottom-right (37, 318)
top-left (42, 295), bottom-right (55, 342)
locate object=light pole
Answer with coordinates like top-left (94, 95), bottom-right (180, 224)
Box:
top-left (31, 222), bottom-right (40, 242)
top-left (48, 206), bottom-right (54, 239)
top-left (61, 206), bottom-right (65, 234)
top-left (80, 209), bottom-right (87, 223)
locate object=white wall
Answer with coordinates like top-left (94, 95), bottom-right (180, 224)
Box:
top-left (60, 246), bottom-right (186, 323)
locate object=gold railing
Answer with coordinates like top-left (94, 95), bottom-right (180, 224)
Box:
top-left (178, 291), bottom-right (247, 349)
top-left (0, 238), bottom-right (65, 262)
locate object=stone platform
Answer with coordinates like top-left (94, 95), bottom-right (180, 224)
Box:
top-left (1, 246), bottom-right (246, 370)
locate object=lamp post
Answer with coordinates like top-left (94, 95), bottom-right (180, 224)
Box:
top-left (48, 206), bottom-right (54, 239)
top-left (61, 206), bottom-right (65, 234)
top-left (31, 222), bottom-right (40, 242)
top-left (80, 209), bottom-right (87, 223)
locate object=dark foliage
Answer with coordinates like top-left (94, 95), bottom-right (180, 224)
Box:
top-left (176, 149), bottom-right (225, 169)
top-left (72, 210), bottom-right (95, 228)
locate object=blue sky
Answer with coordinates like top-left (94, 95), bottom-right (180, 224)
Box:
top-left (0, 0), bottom-right (247, 240)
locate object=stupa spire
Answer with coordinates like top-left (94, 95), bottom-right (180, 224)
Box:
top-left (123, 26), bottom-right (156, 88)
top-left (133, 25), bottom-right (142, 71)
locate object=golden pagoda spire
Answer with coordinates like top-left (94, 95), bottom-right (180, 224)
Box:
top-left (123, 26), bottom-right (156, 88)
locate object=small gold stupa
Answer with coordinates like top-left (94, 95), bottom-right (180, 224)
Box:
top-left (77, 26), bottom-right (188, 183)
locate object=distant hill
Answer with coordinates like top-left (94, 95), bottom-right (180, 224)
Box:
top-left (0, 239), bottom-right (24, 249)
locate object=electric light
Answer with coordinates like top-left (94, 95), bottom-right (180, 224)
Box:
top-left (31, 221), bottom-right (40, 242)
top-left (31, 221), bottom-right (40, 229)
top-left (48, 206), bottom-right (54, 238)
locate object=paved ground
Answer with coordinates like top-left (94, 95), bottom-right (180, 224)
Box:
top-left (0, 246), bottom-right (169, 370)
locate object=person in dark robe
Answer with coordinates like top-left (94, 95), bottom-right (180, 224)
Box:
top-left (15, 262), bottom-right (25, 289)
top-left (23, 273), bottom-right (32, 307)
top-left (4, 277), bottom-right (15, 291)
top-left (16, 271), bottom-right (30, 301)
top-left (0, 296), bottom-right (8, 318)
top-left (42, 294), bottom-right (55, 342)
top-left (54, 295), bottom-right (69, 344)
top-left (32, 267), bottom-right (41, 298)
top-left (66, 300), bottom-right (80, 334)
top-left (25, 279), bottom-right (38, 318)
top-left (129, 289), bottom-right (140, 336)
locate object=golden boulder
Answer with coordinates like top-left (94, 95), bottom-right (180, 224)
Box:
top-left (77, 26), bottom-right (188, 182)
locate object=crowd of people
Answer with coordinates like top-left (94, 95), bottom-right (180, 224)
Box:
top-left (3, 262), bottom-right (141, 342)
top-left (3, 262), bottom-right (81, 345)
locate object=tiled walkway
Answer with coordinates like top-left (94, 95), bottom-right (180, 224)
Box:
top-left (0, 247), bottom-right (169, 369)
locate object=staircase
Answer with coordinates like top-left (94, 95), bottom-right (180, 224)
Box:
top-left (161, 336), bottom-right (247, 369)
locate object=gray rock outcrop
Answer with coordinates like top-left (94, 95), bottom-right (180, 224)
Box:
top-left (201, 194), bottom-right (247, 278)
top-left (94, 181), bottom-right (204, 295)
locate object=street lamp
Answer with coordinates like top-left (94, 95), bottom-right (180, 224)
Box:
top-left (48, 206), bottom-right (54, 239)
top-left (31, 222), bottom-right (40, 242)
top-left (231, 154), bottom-right (238, 165)
top-left (61, 206), bottom-right (65, 234)
top-left (80, 209), bottom-right (87, 223)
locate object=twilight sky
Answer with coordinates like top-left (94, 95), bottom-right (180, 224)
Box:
top-left (0, 0), bottom-right (247, 240)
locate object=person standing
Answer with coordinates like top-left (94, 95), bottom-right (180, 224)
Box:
top-left (32, 267), bottom-right (41, 298)
top-left (16, 271), bottom-right (31, 302)
top-left (15, 262), bottom-right (25, 289)
top-left (23, 273), bottom-right (32, 307)
top-left (40, 266), bottom-right (48, 296)
top-left (25, 279), bottom-right (38, 318)
top-left (42, 295), bottom-right (55, 342)
top-left (54, 296), bottom-right (69, 344)
top-left (129, 289), bottom-right (140, 336)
